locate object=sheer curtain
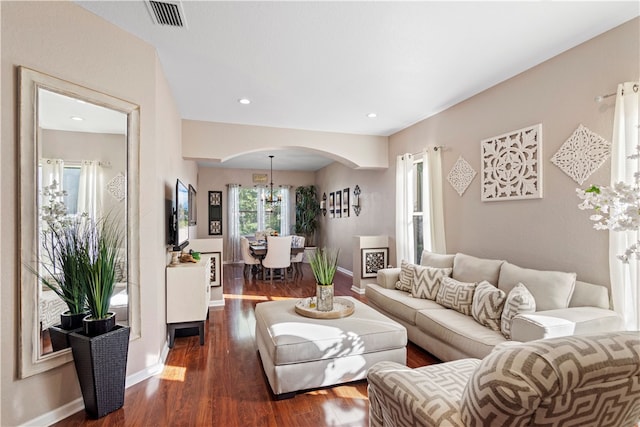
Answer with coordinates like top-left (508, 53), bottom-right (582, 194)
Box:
top-left (396, 153), bottom-right (415, 265)
top-left (422, 147), bottom-right (447, 254)
top-left (256, 185), bottom-right (266, 233)
top-left (227, 184), bottom-right (241, 263)
top-left (77, 160), bottom-right (101, 220)
top-left (279, 185), bottom-right (291, 235)
top-left (609, 81), bottom-right (640, 331)
top-left (41, 158), bottom-right (64, 193)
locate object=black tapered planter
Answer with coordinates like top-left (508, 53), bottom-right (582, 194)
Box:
top-left (49, 311), bottom-right (87, 351)
top-left (69, 325), bottom-right (130, 418)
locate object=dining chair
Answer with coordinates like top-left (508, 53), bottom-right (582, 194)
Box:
top-left (240, 236), bottom-right (261, 278)
top-left (290, 235), bottom-right (305, 279)
top-left (262, 235), bottom-right (293, 283)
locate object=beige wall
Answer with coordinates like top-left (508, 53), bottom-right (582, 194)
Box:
top-left (183, 120), bottom-right (389, 169)
top-left (388, 17), bottom-right (640, 287)
top-left (1, 2), bottom-right (196, 425)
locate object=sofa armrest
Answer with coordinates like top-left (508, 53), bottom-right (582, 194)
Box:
top-left (376, 268), bottom-right (401, 290)
top-left (367, 360), bottom-right (473, 427)
top-left (511, 307), bottom-right (623, 342)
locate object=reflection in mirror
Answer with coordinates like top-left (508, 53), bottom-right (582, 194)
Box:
top-left (37, 89), bottom-right (128, 357)
top-left (19, 67), bottom-right (140, 378)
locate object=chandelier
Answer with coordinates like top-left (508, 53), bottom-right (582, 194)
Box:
top-left (263, 155), bottom-right (282, 205)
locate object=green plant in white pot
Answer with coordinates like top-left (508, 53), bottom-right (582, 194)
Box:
top-left (308, 247), bottom-right (339, 311)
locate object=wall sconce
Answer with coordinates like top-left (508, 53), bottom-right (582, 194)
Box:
top-left (352, 185), bottom-right (361, 216)
top-left (320, 192), bottom-right (327, 216)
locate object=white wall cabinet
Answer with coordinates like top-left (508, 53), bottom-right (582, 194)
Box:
top-left (165, 257), bottom-right (211, 347)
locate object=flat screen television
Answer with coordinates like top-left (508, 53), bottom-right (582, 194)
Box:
top-left (172, 179), bottom-right (190, 251)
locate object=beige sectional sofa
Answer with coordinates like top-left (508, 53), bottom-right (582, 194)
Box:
top-left (365, 251), bottom-right (622, 361)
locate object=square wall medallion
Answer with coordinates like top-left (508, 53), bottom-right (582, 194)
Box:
top-left (550, 124), bottom-right (610, 185)
top-left (481, 124), bottom-right (543, 202)
top-left (447, 156), bottom-right (476, 197)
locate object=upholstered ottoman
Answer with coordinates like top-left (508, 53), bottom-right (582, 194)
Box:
top-left (255, 296), bottom-right (407, 398)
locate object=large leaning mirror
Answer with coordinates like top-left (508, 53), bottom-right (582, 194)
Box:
top-left (19, 67), bottom-right (140, 378)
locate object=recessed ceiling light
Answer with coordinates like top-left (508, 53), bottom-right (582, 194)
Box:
top-left (367, 113), bottom-right (377, 118)
top-left (238, 98), bottom-right (251, 105)
top-left (70, 116), bottom-right (84, 121)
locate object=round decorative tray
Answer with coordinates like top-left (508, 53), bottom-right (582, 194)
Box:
top-left (294, 297), bottom-right (355, 319)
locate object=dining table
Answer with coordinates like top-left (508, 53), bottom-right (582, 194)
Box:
top-left (249, 242), bottom-right (305, 279)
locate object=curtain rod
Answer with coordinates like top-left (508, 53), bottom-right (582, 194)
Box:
top-left (595, 83), bottom-right (639, 102)
top-left (409, 145), bottom-right (445, 157)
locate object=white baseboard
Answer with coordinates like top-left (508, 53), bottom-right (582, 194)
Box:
top-left (209, 299), bottom-right (225, 307)
top-left (337, 266), bottom-right (353, 276)
top-left (21, 342), bottom-right (170, 427)
top-left (351, 285), bottom-right (367, 295)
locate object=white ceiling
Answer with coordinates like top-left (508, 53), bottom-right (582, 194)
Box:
top-left (75, 1), bottom-right (639, 170)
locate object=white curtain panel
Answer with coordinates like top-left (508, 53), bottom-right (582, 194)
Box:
top-left (279, 185), bottom-right (291, 236)
top-left (396, 153), bottom-right (415, 266)
top-left (41, 158), bottom-right (64, 192)
top-left (256, 185), bottom-right (266, 232)
top-left (227, 184), bottom-right (241, 263)
top-left (422, 147), bottom-right (447, 254)
top-left (610, 81), bottom-right (640, 331)
top-left (77, 160), bottom-right (101, 220)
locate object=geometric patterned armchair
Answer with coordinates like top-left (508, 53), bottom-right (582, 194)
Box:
top-left (367, 331), bottom-right (640, 427)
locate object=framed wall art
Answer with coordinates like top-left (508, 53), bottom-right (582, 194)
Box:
top-left (335, 190), bottom-right (342, 218)
top-left (329, 192), bottom-right (335, 218)
top-left (481, 123), bottom-right (542, 201)
top-left (361, 248), bottom-right (388, 279)
top-left (342, 187), bottom-right (350, 217)
top-left (200, 251), bottom-right (222, 287)
top-left (208, 190), bottom-right (223, 235)
top-left (188, 184), bottom-right (197, 226)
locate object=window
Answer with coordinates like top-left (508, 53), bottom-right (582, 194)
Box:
top-left (412, 160), bottom-right (424, 264)
top-left (238, 187), bottom-right (282, 235)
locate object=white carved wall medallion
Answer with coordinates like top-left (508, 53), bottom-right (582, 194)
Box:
top-left (447, 156), bottom-right (476, 196)
top-left (107, 172), bottom-right (126, 202)
top-left (550, 124), bottom-right (610, 185)
top-left (481, 124), bottom-right (542, 201)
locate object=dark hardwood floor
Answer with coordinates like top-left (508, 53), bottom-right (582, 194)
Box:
top-left (54, 263), bottom-right (439, 426)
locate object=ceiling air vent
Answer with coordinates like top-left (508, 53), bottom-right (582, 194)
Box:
top-left (145, 0), bottom-right (187, 28)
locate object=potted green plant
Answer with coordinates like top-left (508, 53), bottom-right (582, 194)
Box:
top-left (68, 215), bottom-right (130, 418)
top-left (308, 247), bottom-right (339, 311)
top-left (295, 185), bottom-right (320, 246)
top-left (30, 182), bottom-right (88, 350)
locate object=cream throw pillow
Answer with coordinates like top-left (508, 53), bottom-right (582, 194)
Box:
top-left (436, 276), bottom-right (477, 316)
top-left (412, 265), bottom-right (453, 300)
top-left (471, 281), bottom-right (506, 331)
top-left (501, 282), bottom-right (536, 339)
top-left (395, 260), bottom-right (414, 292)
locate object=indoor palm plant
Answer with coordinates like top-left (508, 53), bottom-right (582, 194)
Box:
top-left (308, 247), bottom-right (339, 311)
top-left (295, 185), bottom-right (320, 246)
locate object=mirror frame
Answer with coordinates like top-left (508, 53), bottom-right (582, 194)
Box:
top-left (18, 66), bottom-right (141, 378)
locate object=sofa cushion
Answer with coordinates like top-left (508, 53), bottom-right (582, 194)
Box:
top-left (366, 283), bottom-right (445, 325)
top-left (395, 260), bottom-right (414, 292)
top-left (453, 253), bottom-right (504, 284)
top-left (420, 251), bottom-right (455, 268)
top-left (412, 265), bottom-right (452, 300)
top-left (498, 262), bottom-right (576, 311)
top-left (436, 277), bottom-right (477, 316)
top-left (415, 309), bottom-right (506, 360)
top-left (501, 283), bottom-right (536, 339)
top-left (471, 281), bottom-right (506, 331)
top-left (569, 280), bottom-right (609, 309)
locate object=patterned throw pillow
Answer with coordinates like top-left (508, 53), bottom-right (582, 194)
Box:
top-left (412, 266), bottom-right (453, 300)
top-left (394, 260), bottom-right (415, 292)
top-left (501, 282), bottom-right (536, 339)
top-left (435, 277), bottom-right (477, 316)
top-left (472, 281), bottom-right (506, 331)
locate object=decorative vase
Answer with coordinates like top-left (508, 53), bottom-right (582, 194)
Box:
top-left (316, 284), bottom-right (334, 311)
top-left (83, 312), bottom-right (116, 337)
top-left (61, 311), bottom-right (88, 330)
top-left (69, 325), bottom-right (130, 418)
